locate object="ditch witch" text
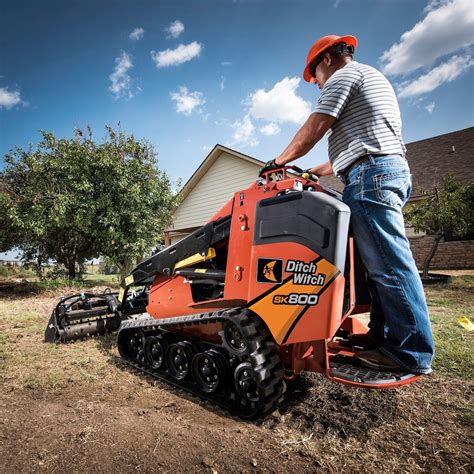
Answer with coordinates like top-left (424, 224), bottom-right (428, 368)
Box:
top-left (285, 260), bottom-right (326, 286)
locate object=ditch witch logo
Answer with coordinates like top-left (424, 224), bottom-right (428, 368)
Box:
top-left (257, 258), bottom-right (283, 284)
top-left (257, 258), bottom-right (326, 286)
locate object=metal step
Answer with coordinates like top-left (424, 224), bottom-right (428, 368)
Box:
top-left (329, 355), bottom-right (417, 385)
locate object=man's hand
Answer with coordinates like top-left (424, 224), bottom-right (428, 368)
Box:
top-left (259, 159), bottom-right (281, 177)
top-left (301, 169), bottom-right (319, 181)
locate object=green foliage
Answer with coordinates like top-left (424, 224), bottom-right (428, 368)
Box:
top-left (90, 127), bottom-right (181, 279)
top-left (424, 276), bottom-right (474, 380)
top-left (404, 175), bottom-right (474, 276)
top-left (33, 278), bottom-right (86, 291)
top-left (0, 264), bottom-right (36, 279)
top-left (0, 186), bottom-right (21, 252)
top-left (405, 175), bottom-right (474, 237)
top-left (98, 258), bottom-right (119, 275)
top-left (1, 127), bottom-right (180, 279)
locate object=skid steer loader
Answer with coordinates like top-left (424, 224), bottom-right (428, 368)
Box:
top-left (45, 165), bottom-right (420, 419)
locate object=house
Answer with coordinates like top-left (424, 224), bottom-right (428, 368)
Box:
top-left (164, 145), bottom-right (263, 245)
top-left (399, 127), bottom-right (474, 269)
top-left (165, 128), bottom-right (474, 269)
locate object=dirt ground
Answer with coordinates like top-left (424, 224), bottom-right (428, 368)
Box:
top-left (0, 281), bottom-right (473, 472)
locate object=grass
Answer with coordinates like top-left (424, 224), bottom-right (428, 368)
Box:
top-left (0, 276), bottom-right (472, 395)
top-left (0, 262), bottom-right (118, 287)
top-left (83, 272), bottom-right (119, 283)
top-left (0, 265), bottom-right (36, 279)
top-left (425, 276), bottom-right (474, 379)
top-left (0, 295), bottom-right (127, 392)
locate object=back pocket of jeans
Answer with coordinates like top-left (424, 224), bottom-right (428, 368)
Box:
top-left (373, 171), bottom-right (410, 207)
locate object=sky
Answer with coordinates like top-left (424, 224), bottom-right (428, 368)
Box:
top-left (1, 0), bottom-right (473, 184)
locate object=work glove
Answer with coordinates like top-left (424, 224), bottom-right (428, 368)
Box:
top-left (259, 159), bottom-right (281, 177)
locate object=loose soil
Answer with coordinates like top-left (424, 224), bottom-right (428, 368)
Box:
top-left (0, 284), bottom-right (472, 472)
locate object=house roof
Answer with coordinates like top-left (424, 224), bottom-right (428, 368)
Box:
top-left (405, 127), bottom-right (473, 198)
top-left (179, 144), bottom-right (264, 201)
top-left (319, 127), bottom-right (474, 197)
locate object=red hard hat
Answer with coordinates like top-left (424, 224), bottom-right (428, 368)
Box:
top-left (303, 35), bottom-right (358, 83)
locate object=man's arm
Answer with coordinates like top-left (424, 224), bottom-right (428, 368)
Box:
top-left (274, 112), bottom-right (336, 166)
top-left (307, 160), bottom-right (334, 176)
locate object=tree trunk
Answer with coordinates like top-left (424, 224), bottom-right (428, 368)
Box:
top-left (422, 232), bottom-right (443, 278)
top-left (78, 262), bottom-right (86, 279)
top-left (118, 259), bottom-right (134, 283)
top-left (34, 256), bottom-right (45, 281)
top-left (67, 260), bottom-right (76, 279)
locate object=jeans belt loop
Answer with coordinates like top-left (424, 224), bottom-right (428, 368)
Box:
top-left (339, 154), bottom-right (371, 184)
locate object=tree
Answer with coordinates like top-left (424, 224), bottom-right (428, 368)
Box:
top-left (1, 127), bottom-right (180, 280)
top-left (89, 127), bottom-right (181, 280)
top-left (0, 183), bottom-right (21, 253)
top-left (404, 175), bottom-right (474, 278)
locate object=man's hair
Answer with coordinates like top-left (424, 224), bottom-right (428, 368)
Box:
top-left (327, 42), bottom-right (354, 60)
top-left (309, 42), bottom-right (354, 78)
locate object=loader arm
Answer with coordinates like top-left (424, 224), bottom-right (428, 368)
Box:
top-left (127, 215), bottom-right (232, 285)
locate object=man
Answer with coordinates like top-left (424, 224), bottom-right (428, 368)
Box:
top-left (260, 35), bottom-right (434, 374)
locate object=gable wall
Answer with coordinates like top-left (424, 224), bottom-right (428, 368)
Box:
top-left (171, 151), bottom-right (260, 230)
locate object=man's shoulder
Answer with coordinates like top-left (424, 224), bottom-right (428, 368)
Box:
top-left (326, 61), bottom-right (364, 86)
top-left (350, 61), bottom-right (386, 78)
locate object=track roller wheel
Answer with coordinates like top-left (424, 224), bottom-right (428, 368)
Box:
top-left (117, 328), bottom-right (146, 363)
top-left (166, 341), bottom-right (196, 380)
top-left (220, 320), bottom-right (247, 355)
top-left (234, 362), bottom-right (258, 402)
top-left (192, 349), bottom-right (228, 393)
top-left (226, 309), bottom-right (286, 416)
top-left (144, 334), bottom-right (168, 370)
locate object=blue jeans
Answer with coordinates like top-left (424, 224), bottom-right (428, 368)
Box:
top-left (342, 154), bottom-right (434, 374)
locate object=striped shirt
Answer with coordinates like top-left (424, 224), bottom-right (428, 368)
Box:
top-left (314, 61), bottom-right (406, 176)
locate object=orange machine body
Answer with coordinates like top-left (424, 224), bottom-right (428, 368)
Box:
top-left (145, 172), bottom-right (419, 389)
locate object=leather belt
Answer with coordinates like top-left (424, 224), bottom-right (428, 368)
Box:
top-left (338, 154), bottom-right (382, 184)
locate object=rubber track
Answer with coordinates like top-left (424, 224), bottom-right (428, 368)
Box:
top-left (117, 308), bottom-right (285, 419)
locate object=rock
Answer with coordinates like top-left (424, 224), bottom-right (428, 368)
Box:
top-left (251, 459), bottom-right (258, 467)
top-left (272, 409), bottom-right (282, 419)
top-left (202, 456), bottom-right (213, 468)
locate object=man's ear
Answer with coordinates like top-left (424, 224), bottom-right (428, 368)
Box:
top-left (325, 53), bottom-right (332, 67)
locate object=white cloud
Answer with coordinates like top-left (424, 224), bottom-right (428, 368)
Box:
top-left (220, 76), bottom-right (226, 91)
top-left (231, 115), bottom-right (259, 147)
top-left (248, 76), bottom-right (311, 125)
top-left (260, 122), bottom-right (281, 136)
top-left (0, 87), bottom-right (22, 109)
top-left (170, 86), bottom-right (205, 116)
top-left (129, 27), bottom-right (144, 41)
top-left (109, 52), bottom-right (133, 99)
top-left (380, 0), bottom-right (474, 76)
top-left (221, 61), bottom-right (232, 66)
top-left (423, 0), bottom-right (448, 13)
top-left (424, 102), bottom-right (436, 113)
top-left (397, 55), bottom-right (474, 98)
top-left (165, 20), bottom-right (184, 39)
top-left (151, 42), bottom-right (202, 68)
